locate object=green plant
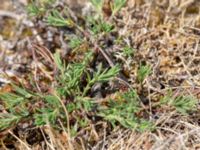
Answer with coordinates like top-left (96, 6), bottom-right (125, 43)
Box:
top-left (47, 10), bottom-right (74, 27)
top-left (0, 114), bottom-right (22, 130)
top-left (90, 0), bottom-right (103, 14)
top-left (34, 108), bottom-right (59, 126)
top-left (160, 91), bottom-right (198, 114)
top-left (122, 46), bottom-right (134, 57)
top-left (77, 97), bottom-right (94, 112)
top-left (0, 93), bottom-right (25, 109)
top-left (89, 18), bottom-right (114, 34)
top-left (69, 37), bottom-right (82, 49)
top-left (27, 0), bottom-right (55, 16)
top-left (0, 49), bottom-right (121, 132)
top-left (55, 51), bottom-right (93, 96)
top-left (83, 63), bottom-right (120, 96)
top-left (0, 85), bottom-right (32, 111)
top-left (137, 64), bottom-right (151, 83)
top-left (100, 21), bottom-right (114, 33)
top-left (27, 3), bottom-right (44, 16)
top-left (99, 90), bottom-right (153, 131)
top-left (111, 0), bottom-right (126, 16)
top-left (0, 86), bottom-right (31, 130)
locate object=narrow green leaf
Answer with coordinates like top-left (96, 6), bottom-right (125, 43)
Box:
top-left (12, 84), bottom-right (32, 98)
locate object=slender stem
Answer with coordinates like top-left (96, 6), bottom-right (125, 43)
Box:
top-left (53, 92), bottom-right (74, 150)
top-left (82, 79), bottom-right (95, 97)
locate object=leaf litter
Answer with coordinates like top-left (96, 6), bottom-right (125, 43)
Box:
top-left (0, 0), bottom-right (200, 149)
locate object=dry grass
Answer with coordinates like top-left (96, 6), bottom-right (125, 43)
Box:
top-left (1, 0), bottom-right (200, 149)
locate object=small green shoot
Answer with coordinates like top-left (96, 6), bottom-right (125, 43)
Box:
top-left (0, 85), bottom-right (32, 131)
top-left (160, 91), bottom-right (198, 115)
top-left (56, 52), bottom-right (93, 96)
top-left (122, 46), bottom-right (134, 57)
top-left (90, 0), bottom-right (103, 14)
top-left (111, 0), bottom-right (126, 16)
top-left (83, 63), bottom-right (120, 96)
top-left (47, 10), bottom-right (73, 27)
top-left (12, 84), bottom-right (33, 98)
top-left (34, 108), bottom-right (59, 126)
top-left (0, 85), bottom-right (32, 110)
top-left (44, 95), bottom-right (61, 108)
top-left (90, 19), bottom-right (114, 34)
top-left (27, 0), bottom-right (55, 16)
top-left (137, 64), bottom-right (151, 83)
top-left (69, 37), bottom-right (82, 49)
top-left (66, 103), bottom-right (77, 113)
top-left (0, 93), bottom-right (25, 109)
top-left (101, 21), bottom-right (114, 33)
top-left (0, 114), bottom-right (22, 131)
top-left (76, 97), bottom-right (94, 112)
top-left (54, 51), bottom-right (65, 72)
top-left (27, 3), bottom-right (45, 16)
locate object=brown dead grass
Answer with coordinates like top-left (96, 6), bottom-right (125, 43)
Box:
top-left (1, 0), bottom-right (200, 149)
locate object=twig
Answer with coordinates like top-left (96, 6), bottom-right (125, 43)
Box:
top-left (40, 127), bottom-right (55, 150)
top-left (29, 41), bottom-right (41, 92)
top-left (0, 10), bottom-right (22, 20)
top-left (8, 130), bottom-right (31, 150)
